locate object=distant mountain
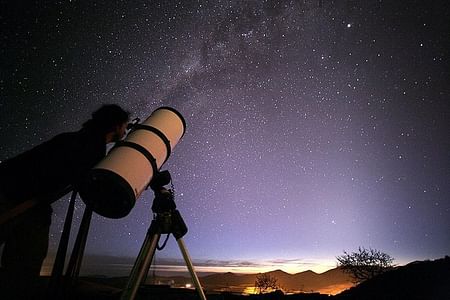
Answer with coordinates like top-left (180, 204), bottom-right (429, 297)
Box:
top-left (197, 267), bottom-right (353, 294)
top-left (41, 256), bottom-right (450, 300)
top-left (335, 256), bottom-right (450, 300)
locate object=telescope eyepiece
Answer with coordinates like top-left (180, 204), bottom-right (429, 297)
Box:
top-left (126, 117), bottom-right (141, 130)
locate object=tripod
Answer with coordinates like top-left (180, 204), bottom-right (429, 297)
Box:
top-left (120, 181), bottom-right (207, 300)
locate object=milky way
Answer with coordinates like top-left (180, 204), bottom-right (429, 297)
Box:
top-left (0, 1), bottom-right (449, 274)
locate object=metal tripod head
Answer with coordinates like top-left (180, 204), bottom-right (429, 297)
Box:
top-left (148, 170), bottom-right (187, 239)
top-left (149, 170), bottom-right (176, 213)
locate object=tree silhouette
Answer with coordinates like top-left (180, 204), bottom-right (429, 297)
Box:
top-left (337, 247), bottom-right (394, 283)
top-left (254, 273), bottom-right (278, 294)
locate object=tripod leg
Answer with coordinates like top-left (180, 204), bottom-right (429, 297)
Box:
top-left (121, 232), bottom-right (161, 300)
top-left (177, 238), bottom-right (207, 300)
top-left (65, 206), bottom-right (93, 279)
top-left (47, 190), bottom-right (78, 299)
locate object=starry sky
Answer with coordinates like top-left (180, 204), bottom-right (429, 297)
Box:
top-left (1, 1), bottom-right (449, 275)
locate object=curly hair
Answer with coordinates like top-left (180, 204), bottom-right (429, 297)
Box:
top-left (83, 104), bottom-right (130, 134)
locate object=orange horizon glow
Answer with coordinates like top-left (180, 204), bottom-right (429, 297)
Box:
top-left (41, 256), bottom-right (339, 276)
top-left (40, 257), bottom-right (355, 296)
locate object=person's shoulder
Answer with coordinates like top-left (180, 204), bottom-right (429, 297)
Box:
top-left (35, 131), bottom-right (83, 154)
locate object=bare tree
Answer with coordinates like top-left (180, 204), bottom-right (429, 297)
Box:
top-left (254, 273), bottom-right (278, 294)
top-left (337, 247), bottom-right (394, 283)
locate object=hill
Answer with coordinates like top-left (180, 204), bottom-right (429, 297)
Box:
top-left (335, 256), bottom-right (450, 300)
top-left (198, 267), bottom-right (353, 294)
top-left (77, 267), bottom-right (353, 295)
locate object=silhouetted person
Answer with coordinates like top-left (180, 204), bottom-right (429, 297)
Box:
top-left (0, 104), bottom-right (129, 299)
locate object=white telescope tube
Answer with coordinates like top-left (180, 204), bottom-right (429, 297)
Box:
top-left (79, 107), bottom-right (186, 218)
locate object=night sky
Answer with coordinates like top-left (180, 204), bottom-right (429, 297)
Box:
top-left (1, 1), bottom-right (449, 275)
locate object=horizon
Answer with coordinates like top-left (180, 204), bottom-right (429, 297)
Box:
top-left (41, 254), bottom-right (336, 276)
top-left (39, 252), bottom-right (430, 278)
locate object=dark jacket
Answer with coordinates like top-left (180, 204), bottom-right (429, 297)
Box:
top-left (0, 127), bottom-right (106, 205)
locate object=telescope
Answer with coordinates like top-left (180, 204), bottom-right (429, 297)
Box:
top-left (78, 107), bottom-right (186, 219)
top-left (50, 106), bottom-right (206, 300)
